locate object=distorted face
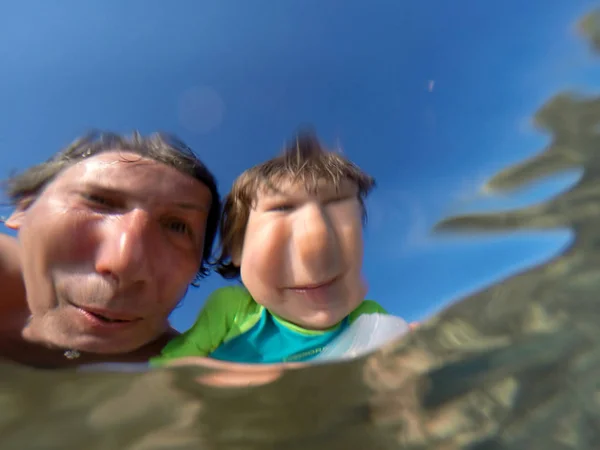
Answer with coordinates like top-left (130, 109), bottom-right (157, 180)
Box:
top-left (235, 178), bottom-right (366, 330)
top-left (6, 151), bottom-right (212, 354)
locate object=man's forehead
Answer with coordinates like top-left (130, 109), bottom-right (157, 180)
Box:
top-left (57, 151), bottom-right (190, 183)
top-left (50, 151), bottom-right (209, 200)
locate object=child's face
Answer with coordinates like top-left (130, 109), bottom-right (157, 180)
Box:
top-left (236, 177), bottom-right (366, 330)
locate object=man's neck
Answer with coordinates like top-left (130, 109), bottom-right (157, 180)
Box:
top-left (2, 329), bottom-right (177, 370)
top-left (0, 303), bottom-right (179, 369)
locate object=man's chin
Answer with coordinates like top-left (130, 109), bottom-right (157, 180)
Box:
top-left (48, 333), bottom-right (150, 355)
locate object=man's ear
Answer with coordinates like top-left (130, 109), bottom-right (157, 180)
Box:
top-left (4, 197), bottom-right (34, 230)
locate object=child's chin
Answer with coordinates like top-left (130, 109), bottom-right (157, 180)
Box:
top-left (305, 314), bottom-right (345, 330)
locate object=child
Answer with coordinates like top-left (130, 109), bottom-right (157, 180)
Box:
top-left (153, 132), bottom-right (396, 365)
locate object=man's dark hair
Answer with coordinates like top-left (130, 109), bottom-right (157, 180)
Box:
top-left (4, 130), bottom-right (221, 283)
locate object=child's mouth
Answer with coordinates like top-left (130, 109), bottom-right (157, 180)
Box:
top-left (290, 276), bottom-right (338, 292)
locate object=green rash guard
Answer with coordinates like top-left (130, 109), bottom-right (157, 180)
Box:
top-left (151, 286), bottom-right (387, 365)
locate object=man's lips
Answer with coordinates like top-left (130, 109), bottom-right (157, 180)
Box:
top-left (72, 304), bottom-right (142, 323)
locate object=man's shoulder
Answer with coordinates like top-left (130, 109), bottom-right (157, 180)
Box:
top-left (0, 233), bottom-right (21, 274)
top-left (0, 233), bottom-right (26, 311)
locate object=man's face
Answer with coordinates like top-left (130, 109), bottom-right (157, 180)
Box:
top-left (236, 178), bottom-right (366, 330)
top-left (6, 151), bottom-right (212, 354)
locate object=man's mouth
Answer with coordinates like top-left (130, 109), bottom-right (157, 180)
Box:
top-left (72, 304), bottom-right (141, 324)
top-left (86, 312), bottom-right (133, 323)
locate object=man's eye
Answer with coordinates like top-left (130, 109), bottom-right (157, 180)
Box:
top-left (83, 193), bottom-right (113, 207)
top-left (166, 220), bottom-right (191, 235)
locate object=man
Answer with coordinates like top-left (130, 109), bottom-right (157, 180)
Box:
top-left (0, 131), bottom-right (221, 369)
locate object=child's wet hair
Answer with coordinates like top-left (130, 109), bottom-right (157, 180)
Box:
top-left (216, 130), bottom-right (375, 279)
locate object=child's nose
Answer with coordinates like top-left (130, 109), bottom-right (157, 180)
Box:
top-left (292, 204), bottom-right (340, 272)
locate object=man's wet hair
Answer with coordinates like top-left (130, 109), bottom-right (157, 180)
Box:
top-left (4, 131), bottom-right (221, 283)
top-left (216, 130), bottom-right (375, 279)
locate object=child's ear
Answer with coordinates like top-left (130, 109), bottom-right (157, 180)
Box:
top-left (231, 248), bottom-right (242, 267)
top-left (4, 197), bottom-right (34, 230)
top-left (230, 243), bottom-right (243, 267)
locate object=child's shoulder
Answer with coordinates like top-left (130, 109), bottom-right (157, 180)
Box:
top-left (206, 285), bottom-right (252, 301)
top-left (348, 299), bottom-right (387, 322)
top-left (203, 285), bottom-right (259, 315)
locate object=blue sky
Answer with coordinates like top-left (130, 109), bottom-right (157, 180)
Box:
top-left (0, 0), bottom-right (597, 330)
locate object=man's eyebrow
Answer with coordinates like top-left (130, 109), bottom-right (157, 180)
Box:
top-left (78, 183), bottom-right (121, 195)
top-left (80, 183), bottom-right (210, 212)
top-left (171, 201), bottom-right (210, 212)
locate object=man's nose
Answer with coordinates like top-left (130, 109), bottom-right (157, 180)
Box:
top-left (292, 204), bottom-right (340, 272)
top-left (94, 210), bottom-right (154, 287)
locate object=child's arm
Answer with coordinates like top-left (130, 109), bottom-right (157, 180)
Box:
top-left (151, 287), bottom-right (245, 365)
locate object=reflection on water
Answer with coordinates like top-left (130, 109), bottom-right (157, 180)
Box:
top-left (3, 10), bottom-right (600, 450)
